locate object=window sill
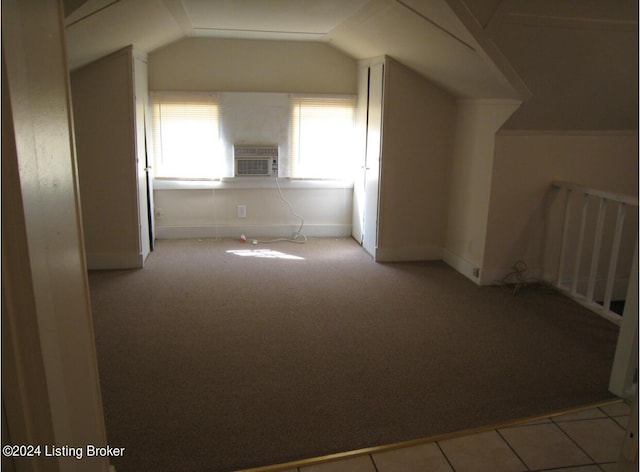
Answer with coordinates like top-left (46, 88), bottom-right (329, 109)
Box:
top-left (153, 177), bottom-right (354, 190)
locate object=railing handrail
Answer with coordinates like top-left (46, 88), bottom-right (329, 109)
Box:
top-left (553, 180), bottom-right (639, 207)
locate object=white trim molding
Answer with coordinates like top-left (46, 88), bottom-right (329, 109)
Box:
top-left (497, 129), bottom-right (638, 137)
top-left (442, 249), bottom-right (482, 285)
top-left (154, 178), bottom-right (354, 191)
top-left (155, 224), bottom-right (352, 240)
top-left (86, 252), bottom-right (145, 270)
top-left (375, 245), bottom-right (442, 262)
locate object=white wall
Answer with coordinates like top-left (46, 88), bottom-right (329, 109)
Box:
top-left (2, 0), bottom-right (109, 469)
top-left (443, 99), bottom-right (520, 282)
top-left (149, 37), bottom-right (357, 93)
top-left (71, 47), bottom-right (144, 269)
top-left (154, 183), bottom-right (353, 239)
top-left (375, 58), bottom-right (457, 261)
top-left (483, 131), bottom-right (638, 288)
top-left (219, 92), bottom-right (291, 176)
top-left (148, 38), bottom-right (358, 240)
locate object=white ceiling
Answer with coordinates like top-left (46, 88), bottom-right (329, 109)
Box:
top-left (63, 0), bottom-right (638, 128)
top-left (179, 0), bottom-right (371, 40)
top-left (63, 0), bottom-right (375, 59)
top-left (324, 0), bottom-right (525, 98)
top-left (65, 0), bottom-right (184, 68)
top-left (460, 0), bottom-right (638, 129)
top-left (63, 0), bottom-right (523, 99)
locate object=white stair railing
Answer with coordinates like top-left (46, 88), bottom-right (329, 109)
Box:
top-left (551, 181), bottom-right (638, 401)
top-left (551, 181), bottom-right (638, 326)
top-left (609, 246), bottom-right (638, 400)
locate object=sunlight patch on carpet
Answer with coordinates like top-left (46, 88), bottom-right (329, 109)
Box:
top-left (226, 249), bottom-right (305, 260)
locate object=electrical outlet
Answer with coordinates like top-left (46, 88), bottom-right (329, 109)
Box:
top-left (472, 267), bottom-right (480, 278)
top-left (237, 205), bottom-right (246, 218)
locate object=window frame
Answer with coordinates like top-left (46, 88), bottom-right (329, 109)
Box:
top-left (150, 91), bottom-right (221, 180)
top-left (289, 94), bottom-right (357, 180)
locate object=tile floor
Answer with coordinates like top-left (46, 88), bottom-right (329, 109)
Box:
top-left (246, 402), bottom-right (635, 472)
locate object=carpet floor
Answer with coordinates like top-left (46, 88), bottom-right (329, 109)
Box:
top-left (88, 237), bottom-right (619, 472)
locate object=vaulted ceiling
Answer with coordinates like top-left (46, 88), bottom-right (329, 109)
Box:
top-left (459, 0), bottom-right (638, 129)
top-left (63, 0), bottom-right (638, 130)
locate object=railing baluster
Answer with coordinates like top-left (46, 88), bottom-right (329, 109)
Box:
top-left (571, 193), bottom-right (589, 295)
top-left (586, 197), bottom-right (606, 301)
top-left (557, 188), bottom-right (573, 288)
top-left (603, 202), bottom-right (626, 311)
top-left (550, 181), bottom-right (637, 325)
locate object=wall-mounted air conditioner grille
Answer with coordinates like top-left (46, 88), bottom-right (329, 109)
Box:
top-left (234, 145), bottom-right (278, 177)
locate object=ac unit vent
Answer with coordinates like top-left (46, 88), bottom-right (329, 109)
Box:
top-left (234, 145), bottom-right (278, 177)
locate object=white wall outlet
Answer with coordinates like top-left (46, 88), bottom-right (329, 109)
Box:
top-left (237, 205), bottom-right (247, 218)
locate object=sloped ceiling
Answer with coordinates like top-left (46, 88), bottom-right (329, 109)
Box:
top-left (454, 0), bottom-right (638, 129)
top-left (173, 0), bottom-right (371, 41)
top-left (64, 0), bottom-right (184, 67)
top-left (63, 0), bottom-right (638, 129)
top-left (323, 0), bottom-right (523, 99)
top-left (63, 0), bottom-right (522, 99)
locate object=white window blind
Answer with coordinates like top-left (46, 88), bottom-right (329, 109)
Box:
top-left (150, 92), bottom-right (221, 179)
top-left (289, 95), bottom-right (356, 180)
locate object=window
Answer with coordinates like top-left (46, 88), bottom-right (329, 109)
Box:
top-left (289, 95), bottom-right (356, 180)
top-left (150, 92), bottom-right (221, 179)
top-left (150, 92), bottom-right (357, 181)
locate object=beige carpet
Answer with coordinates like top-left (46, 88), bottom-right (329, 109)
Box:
top-left (88, 237), bottom-right (619, 471)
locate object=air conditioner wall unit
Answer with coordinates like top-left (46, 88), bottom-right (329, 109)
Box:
top-left (234, 145), bottom-right (278, 177)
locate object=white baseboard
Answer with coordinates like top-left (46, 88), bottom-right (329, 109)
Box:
top-left (86, 252), bottom-right (144, 270)
top-left (155, 224), bottom-right (352, 240)
top-left (375, 245), bottom-right (442, 262)
top-left (481, 265), bottom-right (544, 287)
top-left (441, 249), bottom-right (481, 285)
